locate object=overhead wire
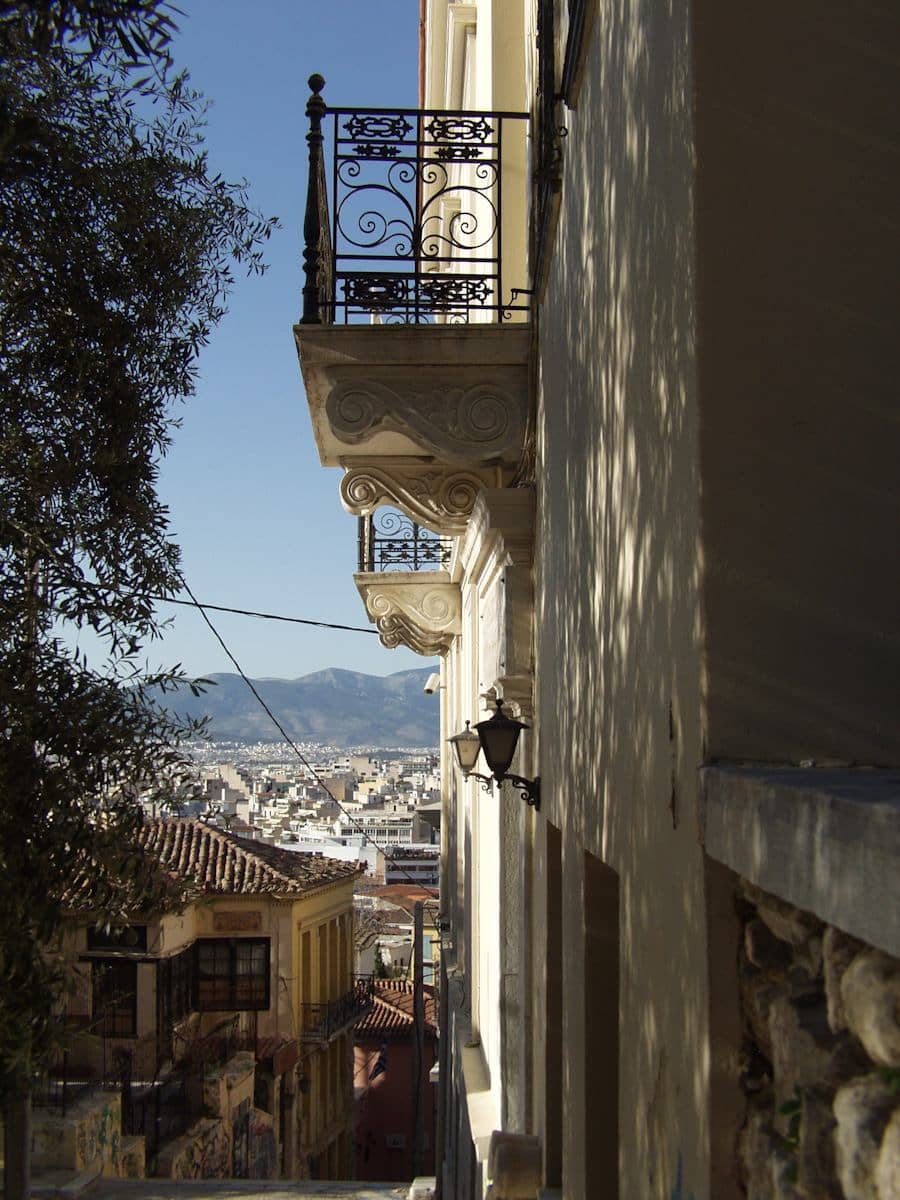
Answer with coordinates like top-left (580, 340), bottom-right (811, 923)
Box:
top-left (150, 593), bottom-right (378, 635)
top-left (177, 575), bottom-right (439, 900)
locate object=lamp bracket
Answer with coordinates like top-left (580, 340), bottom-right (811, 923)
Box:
top-left (465, 770), bottom-right (541, 809)
top-left (464, 770), bottom-right (495, 795)
top-left (502, 772), bottom-right (541, 810)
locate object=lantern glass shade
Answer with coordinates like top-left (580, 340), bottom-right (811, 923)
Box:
top-left (448, 722), bottom-right (482, 774)
top-left (475, 701), bottom-right (529, 780)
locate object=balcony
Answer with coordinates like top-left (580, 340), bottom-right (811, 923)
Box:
top-left (354, 512), bottom-right (459, 656)
top-left (293, 77), bottom-right (530, 657)
top-left (300, 976), bottom-right (376, 1044)
top-left (298, 75), bottom-right (529, 327)
top-left (294, 79), bottom-right (530, 639)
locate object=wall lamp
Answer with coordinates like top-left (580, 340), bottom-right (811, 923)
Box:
top-left (448, 699), bottom-right (540, 810)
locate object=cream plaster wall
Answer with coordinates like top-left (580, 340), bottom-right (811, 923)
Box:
top-left (533, 2), bottom-right (707, 1198)
top-left (693, 1), bottom-right (900, 767)
top-left (440, 488), bottom-right (539, 1196)
top-left (423, 0), bottom-right (529, 326)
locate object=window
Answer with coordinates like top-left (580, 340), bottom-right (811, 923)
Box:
top-left (158, 946), bottom-right (194, 1028)
top-left (87, 924), bottom-right (147, 952)
top-left (92, 959), bottom-right (137, 1037)
top-left (196, 938), bottom-right (270, 1011)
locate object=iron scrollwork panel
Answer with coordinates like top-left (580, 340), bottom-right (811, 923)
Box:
top-left (330, 107), bottom-right (514, 322)
top-left (358, 511), bottom-right (452, 573)
top-left (300, 77), bottom-right (530, 325)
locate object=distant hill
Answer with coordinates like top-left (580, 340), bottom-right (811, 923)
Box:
top-left (162, 667), bottom-right (440, 748)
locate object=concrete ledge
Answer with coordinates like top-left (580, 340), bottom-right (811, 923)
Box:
top-left (701, 767), bottom-right (900, 956)
top-left (32, 1165), bottom-right (102, 1199)
top-left (453, 1018), bottom-right (497, 1164)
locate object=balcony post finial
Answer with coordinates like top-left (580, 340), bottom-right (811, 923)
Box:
top-left (301, 74), bottom-right (327, 325)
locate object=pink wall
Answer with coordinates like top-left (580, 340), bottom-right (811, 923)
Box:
top-left (354, 1037), bottom-right (437, 1181)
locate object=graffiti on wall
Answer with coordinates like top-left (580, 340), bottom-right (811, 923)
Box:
top-left (74, 1099), bottom-right (120, 1172)
top-left (249, 1106), bottom-right (278, 1179)
top-left (120, 1136), bottom-right (146, 1179)
top-left (167, 1118), bottom-right (230, 1180)
top-left (232, 1096), bottom-right (250, 1176)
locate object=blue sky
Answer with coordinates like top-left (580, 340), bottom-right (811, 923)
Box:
top-left (143, 0), bottom-right (435, 681)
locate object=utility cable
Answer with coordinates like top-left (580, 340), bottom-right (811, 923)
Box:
top-left (178, 576), bottom-right (439, 900)
top-left (151, 593), bottom-right (378, 636)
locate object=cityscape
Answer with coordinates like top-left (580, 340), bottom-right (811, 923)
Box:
top-left (184, 738), bottom-right (442, 891)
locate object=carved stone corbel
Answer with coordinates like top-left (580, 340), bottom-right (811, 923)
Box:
top-left (340, 461), bottom-right (500, 535)
top-left (327, 373), bottom-right (527, 463)
top-left (354, 571), bottom-right (461, 657)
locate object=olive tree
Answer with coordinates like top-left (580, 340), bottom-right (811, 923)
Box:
top-left (0, 4), bottom-right (276, 1186)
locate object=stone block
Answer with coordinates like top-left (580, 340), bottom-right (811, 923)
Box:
top-left (768, 989), bottom-right (871, 1109)
top-left (769, 994), bottom-right (820, 1103)
top-left (742, 882), bottom-right (823, 948)
top-left (487, 1131), bottom-right (542, 1199)
top-left (823, 927), bottom-right (866, 1033)
top-left (742, 967), bottom-right (787, 1060)
top-left (833, 1074), bottom-right (896, 1200)
top-left (795, 934), bottom-right (823, 981)
top-left (746, 919), bottom-right (793, 971)
top-left (798, 1087), bottom-right (842, 1199)
top-left (739, 1100), bottom-right (778, 1199)
top-left (841, 950), bottom-right (900, 1068)
top-left (875, 1104), bottom-right (900, 1200)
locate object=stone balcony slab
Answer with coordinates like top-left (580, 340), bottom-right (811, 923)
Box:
top-left (354, 570), bottom-right (461, 657)
top-left (294, 324), bottom-right (531, 469)
top-left (701, 766), bottom-right (900, 956)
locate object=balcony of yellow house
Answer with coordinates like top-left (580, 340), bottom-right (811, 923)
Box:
top-left (293, 75), bottom-right (531, 661)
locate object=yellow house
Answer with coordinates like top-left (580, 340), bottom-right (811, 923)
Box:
top-left (37, 819), bottom-right (368, 1181)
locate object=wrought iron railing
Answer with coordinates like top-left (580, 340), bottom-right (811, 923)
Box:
top-left (32, 1029), bottom-right (164, 1115)
top-left (122, 1073), bottom-right (192, 1160)
top-left (175, 1013), bottom-right (256, 1073)
top-left (300, 975), bottom-right (376, 1042)
top-left (300, 74), bottom-right (530, 325)
top-left (358, 512), bottom-right (452, 573)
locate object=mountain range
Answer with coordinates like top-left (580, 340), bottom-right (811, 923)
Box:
top-left (162, 667), bottom-right (440, 748)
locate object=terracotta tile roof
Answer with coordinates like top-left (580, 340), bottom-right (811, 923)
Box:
top-left (355, 980), bottom-right (437, 1039)
top-left (138, 819), bottom-right (359, 897)
top-left (369, 883), bottom-right (438, 906)
top-left (354, 907), bottom-right (411, 949)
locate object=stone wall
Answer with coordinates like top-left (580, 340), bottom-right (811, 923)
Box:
top-left (156, 1052), bottom-right (277, 1180)
top-left (157, 1117), bottom-right (230, 1179)
top-left (738, 882), bottom-right (899, 1199)
top-left (32, 1091), bottom-right (122, 1177)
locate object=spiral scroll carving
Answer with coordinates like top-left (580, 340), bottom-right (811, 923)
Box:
top-left (328, 378), bottom-right (524, 462)
top-left (366, 587), bottom-right (455, 627)
top-left (357, 577), bottom-right (461, 658)
top-left (340, 466), bottom-right (491, 534)
top-left (376, 614), bottom-right (455, 657)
